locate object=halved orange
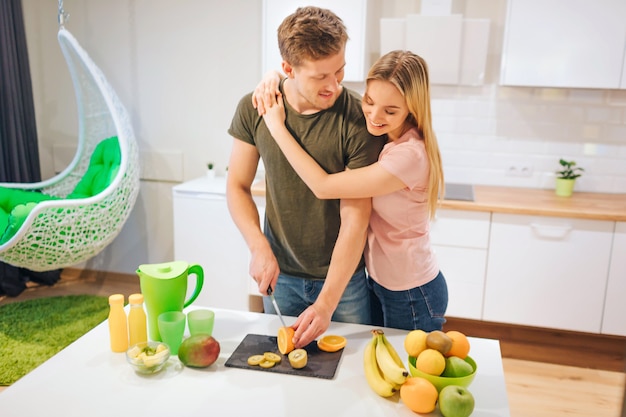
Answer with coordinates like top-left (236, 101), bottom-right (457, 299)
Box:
top-left (277, 326), bottom-right (295, 355)
top-left (317, 335), bottom-right (347, 352)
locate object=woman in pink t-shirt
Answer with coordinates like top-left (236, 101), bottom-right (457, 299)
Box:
top-left (260, 50), bottom-right (447, 331)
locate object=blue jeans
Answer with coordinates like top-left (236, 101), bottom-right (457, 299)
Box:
top-left (263, 268), bottom-right (371, 325)
top-left (368, 271), bottom-right (448, 331)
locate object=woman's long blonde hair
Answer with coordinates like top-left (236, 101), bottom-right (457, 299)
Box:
top-left (367, 50), bottom-right (444, 219)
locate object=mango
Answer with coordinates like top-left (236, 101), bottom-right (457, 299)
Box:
top-left (178, 334), bottom-right (220, 368)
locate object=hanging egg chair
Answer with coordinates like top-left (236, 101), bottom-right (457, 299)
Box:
top-left (0, 13), bottom-right (140, 271)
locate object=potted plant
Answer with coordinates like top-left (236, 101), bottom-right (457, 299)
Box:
top-left (555, 159), bottom-right (584, 197)
top-left (206, 162), bottom-right (216, 179)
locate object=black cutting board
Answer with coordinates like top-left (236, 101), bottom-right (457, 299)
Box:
top-left (224, 334), bottom-right (344, 379)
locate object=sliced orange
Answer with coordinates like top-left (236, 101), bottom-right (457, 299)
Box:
top-left (277, 326), bottom-right (295, 355)
top-left (317, 335), bottom-right (347, 352)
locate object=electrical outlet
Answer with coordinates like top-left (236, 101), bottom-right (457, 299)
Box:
top-left (505, 162), bottom-right (533, 177)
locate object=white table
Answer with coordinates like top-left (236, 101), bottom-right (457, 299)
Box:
top-left (0, 307), bottom-right (510, 416)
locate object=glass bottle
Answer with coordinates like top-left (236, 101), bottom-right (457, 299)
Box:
top-left (108, 294), bottom-right (128, 352)
top-left (128, 293), bottom-right (147, 346)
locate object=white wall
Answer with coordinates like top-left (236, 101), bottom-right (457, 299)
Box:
top-left (20, 0), bottom-right (626, 274)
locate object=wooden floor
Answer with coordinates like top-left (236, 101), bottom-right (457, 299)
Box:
top-left (1, 270), bottom-right (625, 416)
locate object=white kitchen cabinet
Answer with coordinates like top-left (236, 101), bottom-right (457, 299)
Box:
top-left (601, 222), bottom-right (626, 336)
top-left (172, 177), bottom-right (264, 312)
top-left (404, 14), bottom-right (463, 85)
top-left (430, 209), bottom-right (491, 320)
top-left (500, 0), bottom-right (626, 89)
top-left (459, 18), bottom-right (491, 86)
top-left (483, 213), bottom-right (613, 333)
top-left (262, 0), bottom-right (371, 82)
top-left (382, 15), bottom-right (490, 86)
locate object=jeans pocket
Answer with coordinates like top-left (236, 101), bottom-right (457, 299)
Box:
top-left (420, 272), bottom-right (448, 318)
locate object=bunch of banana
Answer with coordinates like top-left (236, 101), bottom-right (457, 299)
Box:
top-left (363, 329), bottom-right (409, 397)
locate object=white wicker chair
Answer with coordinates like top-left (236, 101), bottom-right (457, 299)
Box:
top-left (0, 28), bottom-right (140, 271)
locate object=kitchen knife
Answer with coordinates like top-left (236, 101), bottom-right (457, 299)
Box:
top-left (267, 286), bottom-right (287, 328)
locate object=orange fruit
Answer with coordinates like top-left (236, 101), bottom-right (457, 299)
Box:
top-left (404, 329), bottom-right (428, 357)
top-left (400, 377), bottom-right (438, 413)
top-left (317, 335), bottom-right (347, 352)
top-left (445, 330), bottom-right (471, 359)
top-left (415, 348), bottom-right (446, 376)
top-left (277, 327), bottom-right (295, 355)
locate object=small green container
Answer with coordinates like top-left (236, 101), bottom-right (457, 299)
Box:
top-left (555, 178), bottom-right (576, 197)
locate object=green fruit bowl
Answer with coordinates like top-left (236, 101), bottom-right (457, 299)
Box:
top-left (407, 355), bottom-right (477, 392)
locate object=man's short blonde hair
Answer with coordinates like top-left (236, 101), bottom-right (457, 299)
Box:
top-left (277, 6), bottom-right (348, 67)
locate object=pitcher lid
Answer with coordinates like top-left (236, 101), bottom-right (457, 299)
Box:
top-left (137, 261), bottom-right (189, 279)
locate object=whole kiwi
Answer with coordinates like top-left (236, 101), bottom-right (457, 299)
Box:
top-left (425, 330), bottom-right (453, 355)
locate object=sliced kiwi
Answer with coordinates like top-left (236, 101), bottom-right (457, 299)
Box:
top-left (263, 352), bottom-right (282, 364)
top-left (259, 360), bottom-right (276, 369)
top-left (247, 354), bottom-right (265, 366)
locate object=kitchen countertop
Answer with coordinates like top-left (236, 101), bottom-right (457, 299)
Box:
top-left (251, 180), bottom-right (626, 222)
top-left (0, 306), bottom-right (510, 416)
top-left (440, 185), bottom-right (626, 222)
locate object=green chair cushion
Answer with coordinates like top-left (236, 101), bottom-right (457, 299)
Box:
top-left (68, 136), bottom-right (121, 199)
top-left (0, 136), bottom-right (120, 245)
top-left (0, 192), bottom-right (60, 245)
top-left (0, 209), bottom-right (8, 238)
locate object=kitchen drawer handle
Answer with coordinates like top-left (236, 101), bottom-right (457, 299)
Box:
top-left (529, 222), bottom-right (572, 239)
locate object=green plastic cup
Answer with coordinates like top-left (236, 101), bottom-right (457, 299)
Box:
top-left (157, 311), bottom-right (186, 355)
top-left (187, 309), bottom-right (215, 336)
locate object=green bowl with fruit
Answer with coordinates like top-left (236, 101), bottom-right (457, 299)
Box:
top-left (407, 355), bottom-right (477, 392)
top-left (126, 341), bottom-right (170, 374)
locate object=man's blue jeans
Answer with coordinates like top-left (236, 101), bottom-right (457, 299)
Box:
top-left (263, 268), bottom-right (371, 324)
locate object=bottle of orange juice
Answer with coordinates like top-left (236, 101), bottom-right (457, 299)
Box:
top-left (127, 293), bottom-right (147, 346)
top-left (108, 294), bottom-right (128, 352)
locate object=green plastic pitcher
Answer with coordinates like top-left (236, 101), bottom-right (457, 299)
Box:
top-left (137, 261), bottom-right (204, 341)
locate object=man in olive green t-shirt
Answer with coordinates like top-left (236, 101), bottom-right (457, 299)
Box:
top-left (226, 6), bottom-right (384, 349)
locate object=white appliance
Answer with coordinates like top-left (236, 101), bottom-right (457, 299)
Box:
top-left (172, 176), bottom-right (264, 311)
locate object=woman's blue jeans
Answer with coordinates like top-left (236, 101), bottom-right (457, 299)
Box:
top-left (368, 271), bottom-right (448, 331)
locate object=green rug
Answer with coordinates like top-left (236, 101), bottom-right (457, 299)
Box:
top-left (0, 295), bottom-right (109, 385)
